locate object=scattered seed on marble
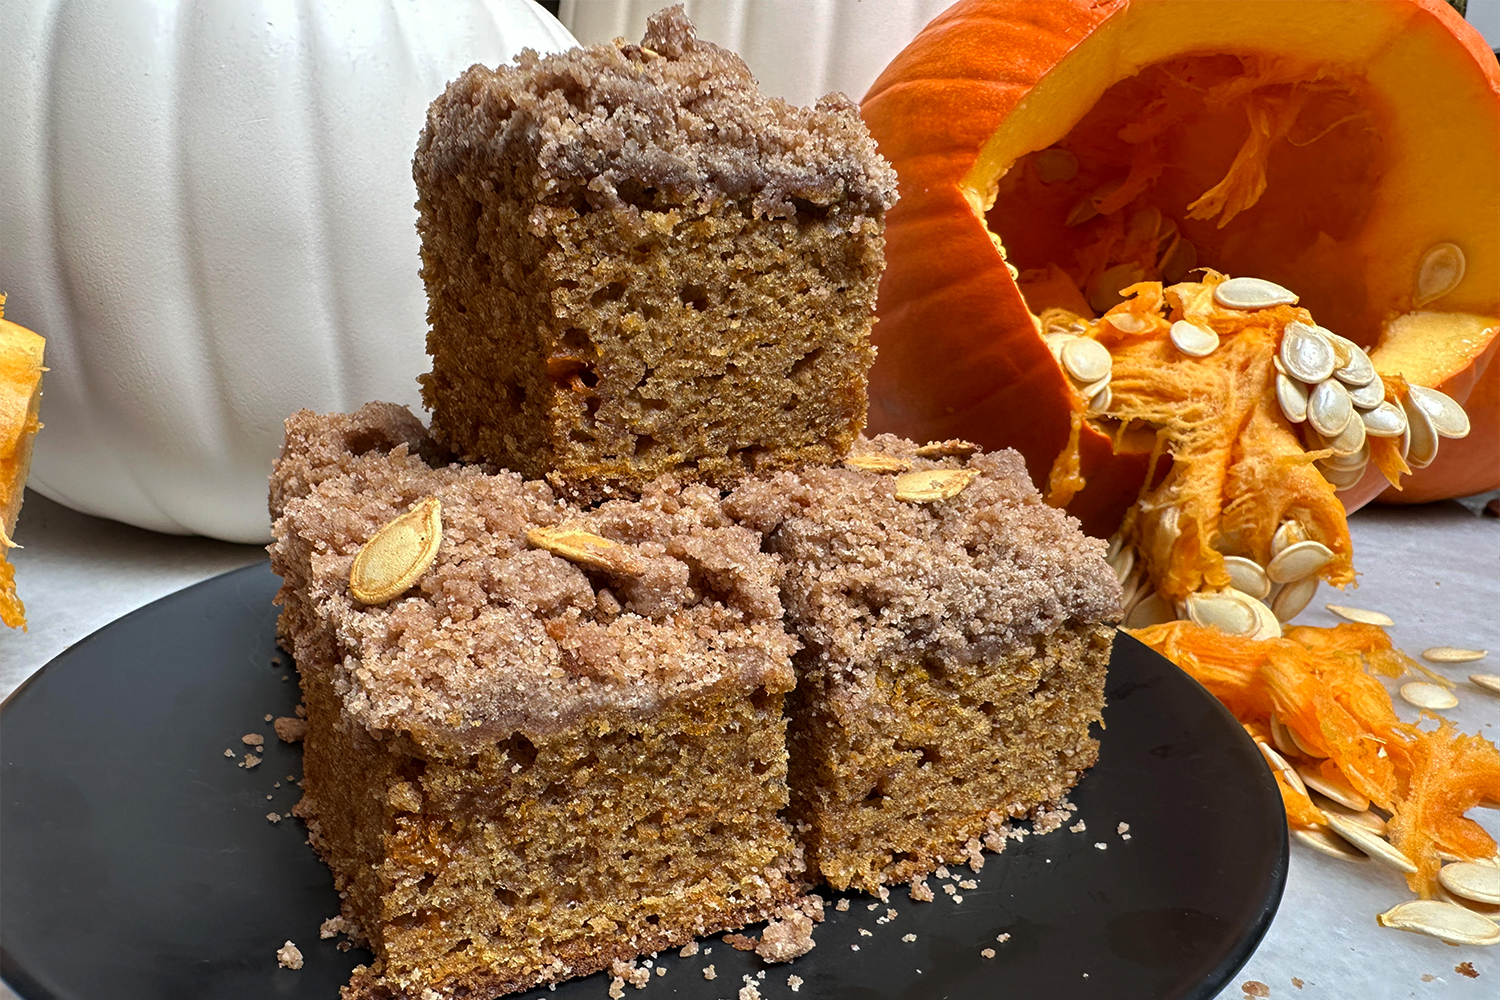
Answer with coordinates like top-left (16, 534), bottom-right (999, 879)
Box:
top-left (1400, 682), bottom-right (1459, 711)
top-left (1378, 899), bottom-right (1500, 946)
top-left (1348, 377), bottom-right (1386, 411)
top-left (1271, 575), bottom-right (1319, 623)
top-left (1323, 813), bottom-right (1418, 873)
top-left (1308, 380), bottom-right (1355, 437)
top-left (1408, 384), bottom-right (1471, 439)
top-left (1170, 320), bottom-right (1219, 357)
top-left (1294, 826), bottom-right (1369, 862)
top-left (1326, 604), bottom-right (1395, 626)
top-left (1276, 373), bottom-right (1309, 423)
top-left (1224, 556), bottom-right (1272, 600)
top-left (1440, 862), bottom-right (1500, 906)
top-left (1215, 276), bottom-right (1298, 310)
top-left (1401, 393), bottom-right (1440, 469)
top-left (1423, 646), bottom-right (1486, 663)
top-left (1061, 337), bottom-right (1113, 383)
top-left (1267, 540), bottom-right (1335, 584)
top-left (1280, 323), bottom-right (1337, 383)
top-left (1296, 764), bottom-right (1370, 812)
top-left (1471, 674), bottom-right (1500, 696)
top-left (1414, 243), bottom-right (1466, 308)
top-left (1361, 401), bottom-right (1407, 438)
top-left (1435, 884), bottom-right (1500, 923)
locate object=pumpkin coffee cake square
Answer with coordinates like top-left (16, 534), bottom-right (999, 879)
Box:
top-left (269, 403), bottom-right (804, 999)
top-left (725, 436), bottom-right (1121, 892)
top-left (413, 7), bottom-right (897, 502)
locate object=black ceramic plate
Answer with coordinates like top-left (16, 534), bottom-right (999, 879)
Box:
top-left (2, 562), bottom-right (1286, 1000)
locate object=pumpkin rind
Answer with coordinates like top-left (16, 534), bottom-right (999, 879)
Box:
top-left (0, 301), bottom-right (45, 629)
top-left (0, 0), bottom-right (575, 542)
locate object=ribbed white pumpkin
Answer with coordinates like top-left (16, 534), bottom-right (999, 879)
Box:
top-left (0, 0), bottom-right (575, 542)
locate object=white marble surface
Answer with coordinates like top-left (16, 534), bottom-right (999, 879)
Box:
top-left (2, 488), bottom-right (1497, 1000)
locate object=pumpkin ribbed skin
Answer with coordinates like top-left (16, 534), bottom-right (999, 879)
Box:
top-left (0, 0), bottom-right (575, 542)
top-left (862, 0), bottom-right (1499, 533)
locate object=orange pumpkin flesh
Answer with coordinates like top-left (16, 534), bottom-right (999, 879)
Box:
top-left (1, 296), bottom-right (45, 630)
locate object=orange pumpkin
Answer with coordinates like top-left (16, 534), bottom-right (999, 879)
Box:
top-left (1, 295), bottom-right (45, 630)
top-left (862, 0), bottom-right (1499, 540)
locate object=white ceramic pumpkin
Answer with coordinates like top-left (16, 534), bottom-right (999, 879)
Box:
top-left (0, 0), bottom-right (576, 542)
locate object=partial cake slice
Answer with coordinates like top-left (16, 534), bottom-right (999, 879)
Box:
top-left (726, 436), bottom-right (1121, 892)
top-left (270, 403), bottom-right (803, 999)
top-left (413, 6), bottom-right (897, 502)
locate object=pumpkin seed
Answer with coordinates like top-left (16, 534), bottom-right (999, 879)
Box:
top-left (1271, 575), bottom-right (1319, 623)
top-left (1308, 379), bottom-right (1355, 437)
top-left (1081, 372), bottom-right (1112, 398)
top-left (894, 469), bottom-right (979, 503)
top-left (1259, 742), bottom-right (1308, 796)
top-left (1440, 862), bottom-right (1500, 906)
top-left (1318, 460), bottom-right (1367, 491)
top-left (1266, 540), bottom-right (1334, 584)
top-left (1286, 722), bottom-right (1322, 758)
top-left (1186, 590), bottom-right (1258, 636)
top-left (1123, 590), bottom-right (1176, 628)
top-left (845, 454), bottom-right (912, 473)
top-left (1296, 764), bottom-right (1370, 812)
top-left (1408, 384), bottom-right (1471, 438)
top-left (1043, 332), bottom-right (1074, 360)
top-left (1435, 884), bottom-right (1500, 923)
top-left (1033, 147), bottom-right (1079, 184)
top-left (1330, 337), bottom-right (1376, 388)
top-left (1065, 197), bottom-right (1100, 227)
top-left (1326, 604), bottom-right (1395, 626)
top-left (1348, 377), bottom-right (1387, 411)
top-left (1127, 207), bottom-right (1162, 241)
top-left (349, 498), bottom-right (444, 605)
top-left (1169, 319), bottom-right (1219, 357)
top-left (1324, 329), bottom-right (1352, 368)
top-left (1311, 793), bottom-right (1386, 836)
top-left (1272, 520), bottom-right (1308, 556)
top-left (1319, 440), bottom-right (1370, 471)
top-left (1422, 646), bottom-right (1486, 663)
top-left (1269, 712), bottom-right (1300, 757)
top-left (1223, 555), bottom-right (1272, 600)
top-left (1470, 674), bottom-right (1500, 696)
top-left (1294, 826), bottom-right (1369, 862)
top-left (1402, 392), bottom-right (1440, 469)
top-left (1399, 682), bottom-right (1459, 711)
top-left (913, 440), bottom-right (979, 459)
top-left (1106, 534), bottom-right (1125, 561)
top-left (1247, 593), bottom-right (1283, 640)
top-left (1108, 544), bottom-right (1136, 585)
top-left (527, 525), bottom-right (642, 575)
top-left (1414, 242), bottom-right (1466, 307)
top-left (1088, 263), bottom-right (1146, 313)
top-left (1275, 373), bottom-right (1309, 423)
top-left (1308, 410), bottom-right (1367, 457)
top-left (1215, 276), bottom-right (1298, 310)
top-left (1105, 311), bottom-right (1150, 334)
top-left (1061, 337), bottom-right (1113, 383)
top-left (1323, 813), bottom-right (1418, 873)
top-left (1087, 384), bottom-right (1113, 415)
top-left (1160, 237), bottom-right (1198, 283)
top-left (1156, 215), bottom-right (1179, 247)
top-left (1118, 558), bottom-right (1148, 613)
top-left (1360, 401), bottom-right (1407, 438)
top-left (1378, 899), bottom-right (1500, 946)
top-left (1280, 323), bottom-right (1336, 383)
